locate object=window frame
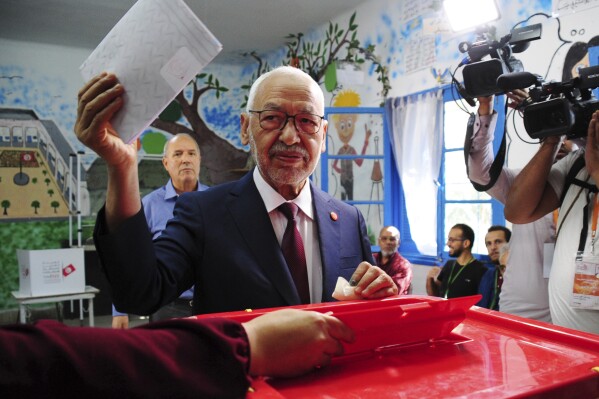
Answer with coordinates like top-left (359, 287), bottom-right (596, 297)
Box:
top-left (319, 92), bottom-right (507, 264)
top-left (320, 106), bottom-right (392, 247)
top-left (390, 87), bottom-right (506, 265)
top-left (435, 89), bottom-right (507, 262)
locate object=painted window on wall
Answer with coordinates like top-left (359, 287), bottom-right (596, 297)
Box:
top-left (316, 107), bottom-right (388, 245)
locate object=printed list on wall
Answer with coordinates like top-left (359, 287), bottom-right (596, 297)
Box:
top-left (553, 0), bottom-right (599, 16)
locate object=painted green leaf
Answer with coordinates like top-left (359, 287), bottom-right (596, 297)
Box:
top-left (142, 131), bottom-right (168, 155)
top-left (159, 101), bottom-right (182, 122)
top-left (324, 61), bottom-right (337, 92)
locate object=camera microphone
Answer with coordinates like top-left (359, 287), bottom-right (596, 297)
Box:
top-left (496, 72), bottom-right (541, 91)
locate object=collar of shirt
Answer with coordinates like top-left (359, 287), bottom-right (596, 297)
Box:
top-left (252, 168), bottom-right (322, 303)
top-left (164, 178), bottom-right (207, 200)
top-left (252, 168), bottom-right (314, 220)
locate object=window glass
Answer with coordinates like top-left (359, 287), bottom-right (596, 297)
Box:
top-left (442, 96), bottom-right (496, 258)
top-left (444, 151), bottom-right (490, 201)
top-left (444, 101), bottom-right (473, 149)
top-left (444, 202), bottom-right (492, 255)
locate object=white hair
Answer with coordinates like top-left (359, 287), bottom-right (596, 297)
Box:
top-left (245, 66), bottom-right (324, 113)
top-left (380, 225), bottom-right (400, 240)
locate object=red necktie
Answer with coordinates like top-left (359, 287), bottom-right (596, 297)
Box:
top-left (278, 202), bottom-right (310, 304)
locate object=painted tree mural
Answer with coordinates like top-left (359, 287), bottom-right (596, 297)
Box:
top-left (150, 73), bottom-right (249, 186)
top-left (283, 12), bottom-right (390, 104)
top-left (151, 11), bottom-right (389, 186)
top-left (31, 200), bottom-right (40, 214)
top-left (1, 200), bottom-right (10, 215)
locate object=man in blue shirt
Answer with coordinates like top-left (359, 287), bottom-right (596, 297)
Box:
top-left (477, 225), bottom-right (511, 310)
top-left (112, 133), bottom-right (208, 328)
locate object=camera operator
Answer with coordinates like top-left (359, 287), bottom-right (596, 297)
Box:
top-left (504, 110), bottom-right (599, 335)
top-left (466, 89), bottom-right (565, 323)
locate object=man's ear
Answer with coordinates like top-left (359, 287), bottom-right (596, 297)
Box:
top-left (463, 239), bottom-right (471, 250)
top-left (320, 120), bottom-right (328, 153)
top-left (240, 113), bottom-right (250, 146)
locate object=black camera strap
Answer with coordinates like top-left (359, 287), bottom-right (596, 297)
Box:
top-left (559, 154), bottom-right (588, 206)
top-left (552, 154), bottom-right (597, 252)
top-left (463, 112), bottom-right (507, 192)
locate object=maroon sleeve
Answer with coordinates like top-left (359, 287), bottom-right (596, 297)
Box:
top-left (0, 318), bottom-right (251, 398)
top-left (389, 255), bottom-right (413, 295)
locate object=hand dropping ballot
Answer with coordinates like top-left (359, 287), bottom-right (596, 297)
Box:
top-left (332, 276), bottom-right (362, 301)
top-left (80, 0), bottom-right (222, 144)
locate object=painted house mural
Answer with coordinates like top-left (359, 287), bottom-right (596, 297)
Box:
top-left (0, 108), bottom-right (88, 220)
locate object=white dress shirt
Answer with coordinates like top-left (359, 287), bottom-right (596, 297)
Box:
top-left (252, 168), bottom-right (324, 303)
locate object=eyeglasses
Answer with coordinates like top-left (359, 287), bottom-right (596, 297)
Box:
top-left (379, 236), bottom-right (398, 242)
top-left (447, 238), bottom-right (465, 243)
top-left (249, 110), bottom-right (324, 135)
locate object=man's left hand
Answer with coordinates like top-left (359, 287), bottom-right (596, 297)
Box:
top-left (349, 262), bottom-right (398, 299)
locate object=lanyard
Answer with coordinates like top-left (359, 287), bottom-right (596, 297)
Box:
top-left (592, 194), bottom-right (599, 252)
top-left (577, 191), bottom-right (599, 256)
top-left (489, 269), bottom-right (500, 310)
top-left (444, 258), bottom-right (474, 298)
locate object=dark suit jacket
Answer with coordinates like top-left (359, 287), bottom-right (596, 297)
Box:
top-left (95, 171), bottom-right (374, 315)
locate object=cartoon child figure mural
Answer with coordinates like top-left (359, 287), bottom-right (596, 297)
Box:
top-left (331, 90), bottom-right (371, 201)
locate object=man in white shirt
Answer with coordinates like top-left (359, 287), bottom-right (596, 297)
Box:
top-left (466, 91), bottom-right (554, 322)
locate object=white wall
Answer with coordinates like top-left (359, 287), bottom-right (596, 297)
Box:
top-left (0, 39), bottom-right (91, 156)
top-left (411, 264), bottom-right (431, 295)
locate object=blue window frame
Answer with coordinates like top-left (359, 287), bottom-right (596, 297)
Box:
top-left (318, 92), bottom-right (506, 264)
top-left (437, 90), bottom-right (506, 263)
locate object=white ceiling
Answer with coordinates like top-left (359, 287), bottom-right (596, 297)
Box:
top-left (0, 0), bottom-right (370, 61)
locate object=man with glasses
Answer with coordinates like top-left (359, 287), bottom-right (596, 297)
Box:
top-left (373, 226), bottom-right (413, 295)
top-left (74, 66), bottom-right (397, 327)
top-left (425, 224), bottom-right (487, 300)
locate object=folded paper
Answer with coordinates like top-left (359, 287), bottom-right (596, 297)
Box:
top-left (80, 0), bottom-right (222, 144)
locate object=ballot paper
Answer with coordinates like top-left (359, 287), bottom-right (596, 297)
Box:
top-left (80, 0), bottom-right (222, 144)
top-left (332, 276), bottom-right (362, 301)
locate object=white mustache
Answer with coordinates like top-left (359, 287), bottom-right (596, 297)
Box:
top-left (269, 142), bottom-right (309, 160)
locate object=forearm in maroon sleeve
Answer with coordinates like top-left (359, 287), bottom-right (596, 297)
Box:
top-left (0, 318), bottom-right (251, 399)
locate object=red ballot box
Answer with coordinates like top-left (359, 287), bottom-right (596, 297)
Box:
top-left (195, 295), bottom-right (599, 398)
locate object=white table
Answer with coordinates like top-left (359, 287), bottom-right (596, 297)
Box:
top-left (12, 286), bottom-right (99, 327)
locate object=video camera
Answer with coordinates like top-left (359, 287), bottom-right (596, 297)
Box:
top-left (459, 23), bottom-right (542, 98)
top-left (496, 65), bottom-right (599, 139)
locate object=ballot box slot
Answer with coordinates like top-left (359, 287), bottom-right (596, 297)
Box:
top-left (195, 295), bottom-right (482, 361)
top-left (332, 330), bottom-right (474, 365)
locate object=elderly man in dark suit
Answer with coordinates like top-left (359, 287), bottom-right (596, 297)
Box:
top-left (75, 66), bottom-right (397, 318)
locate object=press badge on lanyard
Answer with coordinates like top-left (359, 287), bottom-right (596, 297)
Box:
top-left (572, 194), bottom-right (599, 309)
